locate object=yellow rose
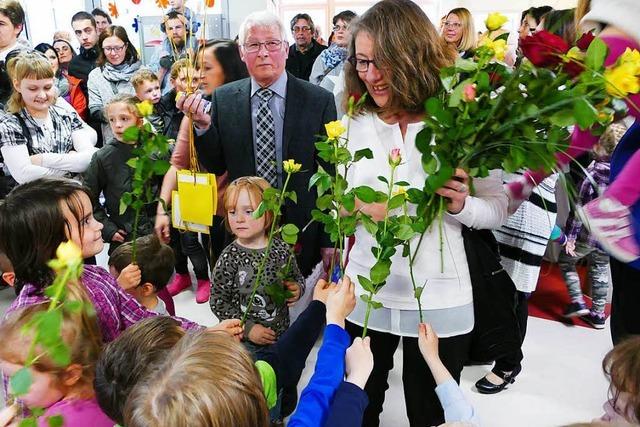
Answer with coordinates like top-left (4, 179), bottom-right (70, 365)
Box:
top-left (283, 159), bottom-right (302, 174)
top-left (136, 100), bottom-right (154, 117)
top-left (480, 38), bottom-right (507, 61)
top-left (324, 120), bottom-right (346, 140)
top-left (619, 48), bottom-right (640, 75)
top-left (485, 12), bottom-right (508, 31)
top-left (55, 241), bottom-right (83, 267)
top-left (604, 62), bottom-right (640, 97)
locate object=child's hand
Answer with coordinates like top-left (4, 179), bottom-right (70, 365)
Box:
top-left (284, 281), bottom-right (301, 306)
top-left (117, 263), bottom-right (141, 290)
top-left (0, 403), bottom-right (18, 427)
top-left (112, 229), bottom-right (127, 243)
top-left (247, 324), bottom-right (277, 345)
top-left (565, 239), bottom-right (577, 257)
top-left (326, 275), bottom-right (356, 328)
top-left (209, 319), bottom-right (244, 342)
top-left (312, 279), bottom-right (335, 304)
top-left (418, 323), bottom-right (439, 364)
top-left (345, 337), bottom-right (374, 390)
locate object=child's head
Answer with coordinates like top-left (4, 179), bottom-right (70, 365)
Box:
top-left (124, 329), bottom-right (269, 427)
top-left (0, 286), bottom-right (102, 408)
top-left (105, 94), bottom-right (143, 143)
top-left (170, 58), bottom-right (197, 93)
top-left (602, 336), bottom-right (640, 423)
top-left (131, 68), bottom-right (161, 104)
top-left (0, 178), bottom-right (103, 288)
top-left (223, 176), bottom-right (273, 239)
top-left (95, 316), bottom-right (185, 425)
top-left (6, 51), bottom-right (55, 115)
top-left (108, 234), bottom-right (175, 301)
top-left (593, 121), bottom-right (626, 160)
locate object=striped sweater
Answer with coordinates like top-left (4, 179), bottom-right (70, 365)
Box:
top-left (495, 172), bottom-right (558, 292)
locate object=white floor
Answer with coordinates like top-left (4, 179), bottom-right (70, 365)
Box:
top-left (0, 274), bottom-right (612, 427)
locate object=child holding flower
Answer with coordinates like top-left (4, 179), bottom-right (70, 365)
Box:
top-left (210, 176), bottom-right (303, 348)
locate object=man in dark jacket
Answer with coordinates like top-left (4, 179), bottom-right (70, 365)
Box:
top-left (285, 13), bottom-right (326, 81)
top-left (68, 11), bottom-right (102, 146)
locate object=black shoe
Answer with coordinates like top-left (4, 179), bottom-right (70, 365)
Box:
top-left (563, 301), bottom-right (589, 318)
top-left (475, 365), bottom-right (522, 394)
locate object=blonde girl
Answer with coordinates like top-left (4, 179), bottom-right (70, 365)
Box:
top-left (0, 290), bottom-right (113, 426)
top-left (0, 51), bottom-right (97, 186)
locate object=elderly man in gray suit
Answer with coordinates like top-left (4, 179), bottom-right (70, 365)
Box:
top-left (177, 11), bottom-right (337, 289)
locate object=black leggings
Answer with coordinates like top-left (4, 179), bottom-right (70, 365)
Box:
top-left (346, 321), bottom-right (471, 427)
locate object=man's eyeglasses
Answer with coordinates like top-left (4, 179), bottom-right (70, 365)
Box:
top-left (103, 44), bottom-right (126, 53)
top-left (348, 56), bottom-right (379, 72)
top-left (332, 24), bottom-right (348, 32)
top-left (243, 40), bottom-right (283, 53)
top-left (443, 22), bottom-right (462, 29)
top-left (293, 26), bottom-right (311, 33)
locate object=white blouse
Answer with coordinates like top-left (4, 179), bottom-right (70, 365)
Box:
top-left (344, 112), bottom-right (508, 337)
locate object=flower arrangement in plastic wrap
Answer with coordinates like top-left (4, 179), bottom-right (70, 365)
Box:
top-left (414, 13), bottom-right (638, 231)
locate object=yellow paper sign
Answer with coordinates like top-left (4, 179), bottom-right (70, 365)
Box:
top-left (175, 170), bottom-right (217, 226)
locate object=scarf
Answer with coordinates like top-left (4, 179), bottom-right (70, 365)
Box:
top-left (320, 44), bottom-right (348, 71)
top-left (101, 61), bottom-right (141, 83)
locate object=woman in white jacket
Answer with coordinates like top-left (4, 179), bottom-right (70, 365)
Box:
top-left (0, 51), bottom-right (96, 186)
top-left (342, 1), bottom-right (508, 426)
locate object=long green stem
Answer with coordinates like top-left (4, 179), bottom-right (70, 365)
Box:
top-left (131, 207), bottom-right (141, 264)
top-left (361, 293), bottom-right (373, 338)
top-left (407, 243), bottom-right (424, 323)
top-left (240, 172), bottom-right (292, 325)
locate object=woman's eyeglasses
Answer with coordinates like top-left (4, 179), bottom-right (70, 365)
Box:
top-left (103, 44), bottom-right (126, 53)
top-left (348, 56), bottom-right (379, 72)
top-left (443, 22), bottom-right (462, 29)
top-left (332, 24), bottom-right (349, 32)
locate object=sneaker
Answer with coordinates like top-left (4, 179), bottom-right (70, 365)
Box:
top-left (195, 279), bottom-right (211, 304)
top-left (582, 312), bottom-right (606, 329)
top-left (563, 301), bottom-right (589, 318)
top-left (167, 273), bottom-right (192, 296)
top-left (578, 195), bottom-right (640, 263)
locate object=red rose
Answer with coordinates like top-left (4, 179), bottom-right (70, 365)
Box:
top-left (350, 92), bottom-right (362, 104)
top-left (520, 30), bottom-right (570, 68)
top-left (563, 60), bottom-right (585, 78)
top-left (576, 31), bottom-right (596, 51)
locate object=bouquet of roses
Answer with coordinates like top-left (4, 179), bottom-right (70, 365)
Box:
top-left (413, 13), bottom-right (637, 229)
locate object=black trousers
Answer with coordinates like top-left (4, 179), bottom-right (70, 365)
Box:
top-left (346, 321), bottom-right (472, 427)
top-left (610, 258), bottom-right (640, 345)
top-left (493, 290), bottom-right (528, 373)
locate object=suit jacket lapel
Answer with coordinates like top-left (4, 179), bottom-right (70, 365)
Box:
top-left (283, 73), bottom-right (303, 159)
top-left (235, 79), bottom-right (255, 169)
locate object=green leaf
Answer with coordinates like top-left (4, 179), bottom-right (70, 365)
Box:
top-left (126, 158), bottom-right (137, 169)
top-left (281, 223), bottom-right (300, 245)
top-left (357, 275), bottom-right (374, 293)
top-left (549, 110), bottom-right (575, 128)
top-left (387, 194), bottom-right (405, 210)
top-left (477, 71), bottom-right (490, 90)
top-left (353, 148), bottom-right (373, 162)
top-left (10, 367), bottom-right (32, 396)
top-left (38, 310), bottom-right (62, 343)
top-left (360, 213), bottom-right (378, 235)
top-left (262, 187), bottom-right (279, 203)
top-left (395, 181), bottom-right (410, 187)
top-left (64, 300), bottom-right (83, 313)
top-left (360, 294), bottom-right (371, 304)
top-left (19, 418), bottom-right (37, 427)
top-left (49, 342), bottom-right (71, 366)
top-left (425, 164), bottom-right (454, 194)
top-left (309, 170), bottom-right (331, 195)
top-left (449, 78), bottom-right (474, 108)
top-left (47, 415), bottom-right (64, 427)
top-left (422, 155), bottom-right (439, 175)
top-left (371, 299), bottom-right (383, 309)
top-left (414, 286), bottom-right (424, 299)
top-left (122, 126), bottom-right (139, 142)
top-left (152, 160), bottom-right (170, 174)
top-left (377, 175), bottom-right (388, 184)
top-left (370, 259), bottom-right (391, 284)
top-left (343, 192), bottom-right (356, 213)
top-left (286, 191), bottom-right (298, 204)
top-left (415, 128), bottom-right (433, 154)
top-left (316, 194), bottom-right (334, 210)
top-left (454, 57), bottom-right (478, 72)
top-left (354, 186), bottom-right (377, 203)
top-left (425, 98), bottom-right (453, 126)
top-left (395, 224), bottom-right (415, 240)
top-left (585, 37), bottom-right (607, 70)
top-left (252, 201), bottom-right (268, 219)
top-left (574, 98), bottom-right (598, 129)
top-left (406, 189), bottom-right (425, 204)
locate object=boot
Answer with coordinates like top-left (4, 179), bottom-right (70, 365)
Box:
top-left (167, 273), bottom-right (192, 296)
top-left (195, 278), bottom-right (211, 304)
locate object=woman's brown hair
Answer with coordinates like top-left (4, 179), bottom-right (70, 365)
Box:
top-left (96, 25), bottom-right (139, 67)
top-left (603, 336), bottom-right (640, 423)
top-left (124, 329), bottom-right (269, 427)
top-left (344, 0), bottom-right (455, 115)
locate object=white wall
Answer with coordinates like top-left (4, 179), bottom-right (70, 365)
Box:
top-left (228, 0), bottom-right (277, 39)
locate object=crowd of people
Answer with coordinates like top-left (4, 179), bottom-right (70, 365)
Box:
top-left (0, 0), bottom-right (639, 425)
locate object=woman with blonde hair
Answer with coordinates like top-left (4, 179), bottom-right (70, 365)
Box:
top-left (342, 0), bottom-right (508, 425)
top-left (0, 51), bottom-right (96, 190)
top-left (442, 7), bottom-right (477, 57)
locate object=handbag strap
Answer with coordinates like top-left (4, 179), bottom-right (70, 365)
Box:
top-left (13, 113), bottom-right (34, 155)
